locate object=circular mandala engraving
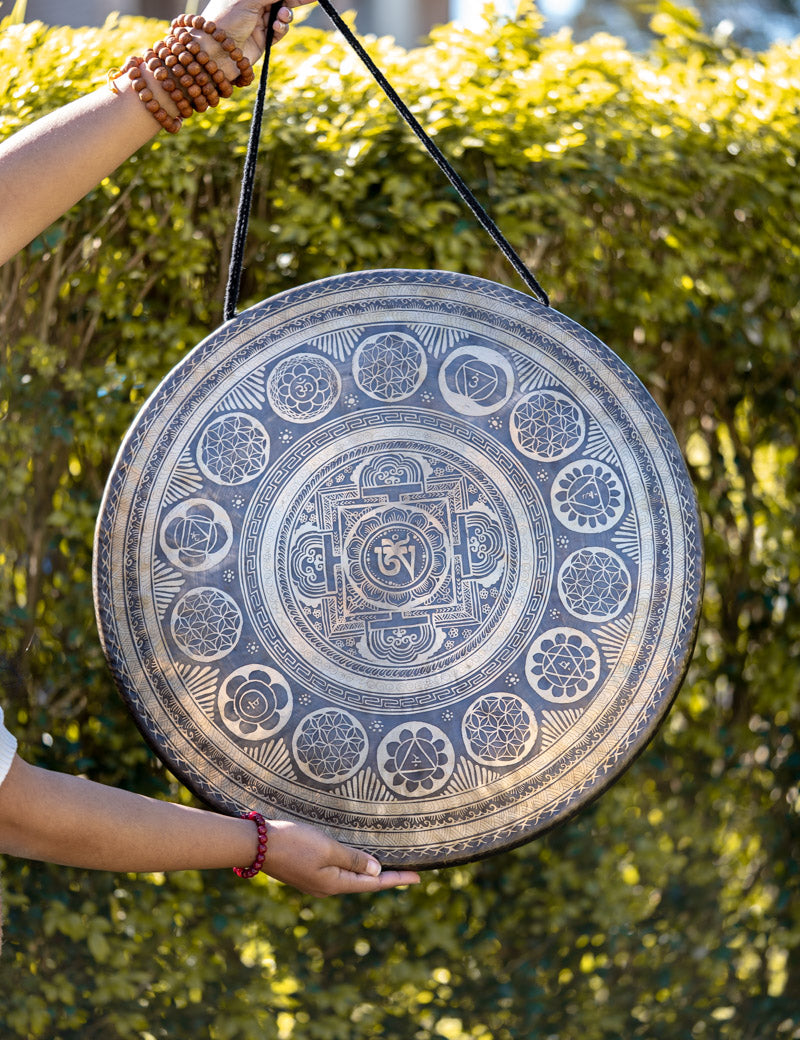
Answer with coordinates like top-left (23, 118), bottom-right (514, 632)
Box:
top-left (377, 722), bottom-right (455, 796)
top-left (292, 708), bottom-right (369, 783)
top-left (462, 693), bottom-right (538, 766)
top-left (197, 412), bottom-right (270, 485)
top-left (170, 587), bottom-right (242, 662)
top-left (353, 332), bottom-right (426, 401)
top-left (551, 459), bottom-right (626, 531)
top-left (96, 268), bottom-right (703, 868)
top-left (525, 628), bottom-right (601, 703)
top-left (218, 665), bottom-right (292, 741)
top-left (342, 503), bottom-right (450, 610)
top-left (267, 352), bottom-right (341, 423)
top-left (558, 547), bottom-right (632, 622)
top-left (159, 498), bottom-right (233, 572)
top-left (438, 346), bottom-right (515, 416)
top-left (510, 389), bottom-right (586, 461)
top-left (246, 417), bottom-right (553, 710)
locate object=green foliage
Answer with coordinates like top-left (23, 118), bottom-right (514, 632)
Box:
top-left (1, 5), bottom-right (799, 1038)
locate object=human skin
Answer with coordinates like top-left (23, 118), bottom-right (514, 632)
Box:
top-left (0, 0), bottom-right (299, 265)
top-left (0, 756), bottom-right (419, 895)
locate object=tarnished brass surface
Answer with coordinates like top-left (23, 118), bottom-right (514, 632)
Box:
top-left (94, 270), bottom-right (703, 868)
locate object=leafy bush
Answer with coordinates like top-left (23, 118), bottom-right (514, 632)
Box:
top-left (1, 4), bottom-right (799, 1037)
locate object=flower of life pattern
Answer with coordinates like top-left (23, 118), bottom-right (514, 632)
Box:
top-left (267, 353), bottom-right (341, 423)
top-left (353, 332), bottom-right (427, 401)
top-left (558, 547), bottom-right (632, 622)
top-left (218, 665), bottom-right (293, 741)
top-left (551, 460), bottom-right (626, 532)
top-left (170, 587), bottom-right (242, 662)
top-left (292, 708), bottom-right (369, 783)
top-left (196, 412), bottom-right (270, 485)
top-left (525, 627), bottom-right (601, 704)
top-left (462, 693), bottom-right (538, 766)
top-left (510, 390), bottom-right (586, 461)
top-left (160, 498), bottom-right (233, 571)
top-left (377, 723), bottom-right (455, 796)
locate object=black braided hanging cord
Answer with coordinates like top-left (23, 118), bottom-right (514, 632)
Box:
top-left (223, 0), bottom-right (549, 320)
top-left (223, 2), bottom-right (281, 320)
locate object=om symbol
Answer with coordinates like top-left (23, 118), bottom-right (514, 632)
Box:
top-left (374, 533), bottom-right (417, 580)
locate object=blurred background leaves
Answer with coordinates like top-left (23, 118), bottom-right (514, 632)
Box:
top-left (0, 4), bottom-right (798, 1037)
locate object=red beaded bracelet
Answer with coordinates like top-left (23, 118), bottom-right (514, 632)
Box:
top-left (233, 812), bottom-right (268, 879)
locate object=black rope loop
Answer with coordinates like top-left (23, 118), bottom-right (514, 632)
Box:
top-left (224, 2), bottom-right (281, 321)
top-left (224, 0), bottom-right (549, 320)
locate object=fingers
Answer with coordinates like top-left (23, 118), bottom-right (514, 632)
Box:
top-left (272, 5), bottom-right (294, 39)
top-left (344, 845), bottom-right (381, 878)
top-left (320, 865), bottom-right (421, 896)
top-left (328, 845), bottom-right (421, 894)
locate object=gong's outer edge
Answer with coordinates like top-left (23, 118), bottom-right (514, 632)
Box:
top-left (92, 268), bottom-right (706, 871)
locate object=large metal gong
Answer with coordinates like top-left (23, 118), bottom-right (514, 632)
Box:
top-left (93, 269), bottom-right (703, 868)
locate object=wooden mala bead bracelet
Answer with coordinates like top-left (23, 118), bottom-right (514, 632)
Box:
top-left (108, 13), bottom-right (255, 134)
top-left (110, 55), bottom-right (183, 134)
top-left (171, 13), bottom-right (254, 87)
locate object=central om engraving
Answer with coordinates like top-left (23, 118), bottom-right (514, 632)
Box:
top-left (374, 533), bottom-right (417, 580)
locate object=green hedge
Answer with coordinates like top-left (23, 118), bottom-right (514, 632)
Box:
top-left (1, 4), bottom-right (799, 1038)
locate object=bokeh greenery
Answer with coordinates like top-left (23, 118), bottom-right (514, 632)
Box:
top-left (1, 3), bottom-right (799, 1037)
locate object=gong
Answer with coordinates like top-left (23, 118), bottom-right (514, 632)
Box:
top-left (93, 269), bottom-right (703, 868)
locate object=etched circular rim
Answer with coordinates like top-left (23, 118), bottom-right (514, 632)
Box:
top-left (93, 269), bottom-right (704, 870)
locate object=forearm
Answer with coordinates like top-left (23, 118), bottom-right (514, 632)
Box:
top-left (0, 0), bottom-right (301, 267)
top-left (0, 756), bottom-right (257, 873)
top-left (0, 83), bottom-right (160, 266)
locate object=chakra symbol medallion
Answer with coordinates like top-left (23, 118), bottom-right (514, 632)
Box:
top-left (219, 665), bottom-right (293, 741)
top-left (160, 498), bottom-right (233, 572)
top-left (377, 722), bottom-right (455, 796)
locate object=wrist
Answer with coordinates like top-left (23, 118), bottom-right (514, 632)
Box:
top-left (109, 58), bottom-right (183, 134)
top-left (233, 812), bottom-right (268, 879)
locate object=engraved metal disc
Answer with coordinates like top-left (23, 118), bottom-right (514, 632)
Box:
top-left (93, 270), bottom-right (704, 868)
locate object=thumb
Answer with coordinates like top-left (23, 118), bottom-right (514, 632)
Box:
top-left (342, 845), bottom-right (382, 877)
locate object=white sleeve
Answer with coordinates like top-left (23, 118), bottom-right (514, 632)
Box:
top-left (0, 706), bottom-right (18, 789)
